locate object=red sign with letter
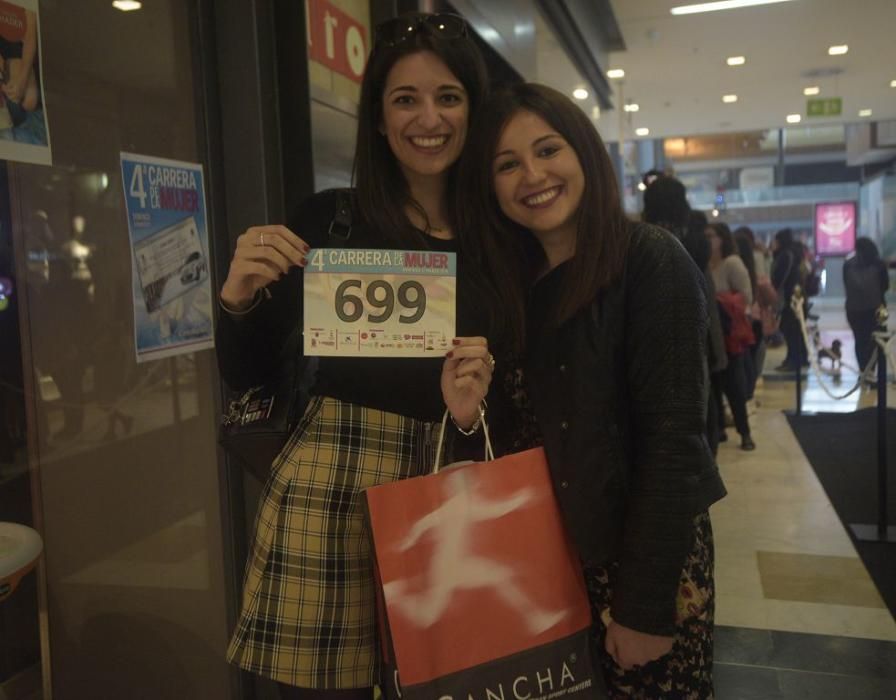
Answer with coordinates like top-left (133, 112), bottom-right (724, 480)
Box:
top-left (307, 0), bottom-right (368, 84)
top-left (815, 201), bottom-right (857, 256)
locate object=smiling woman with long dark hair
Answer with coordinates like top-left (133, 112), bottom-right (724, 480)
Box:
top-left (456, 83), bottom-right (727, 698)
top-left (216, 14), bottom-right (498, 698)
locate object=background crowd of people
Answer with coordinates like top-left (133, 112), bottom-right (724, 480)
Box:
top-left (642, 170), bottom-right (891, 456)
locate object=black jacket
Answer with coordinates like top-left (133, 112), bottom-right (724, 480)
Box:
top-left (525, 223), bottom-right (726, 636)
top-left (771, 247), bottom-right (799, 301)
top-left (843, 256), bottom-right (889, 313)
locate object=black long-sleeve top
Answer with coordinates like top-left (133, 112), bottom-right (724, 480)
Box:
top-left (216, 189), bottom-right (493, 423)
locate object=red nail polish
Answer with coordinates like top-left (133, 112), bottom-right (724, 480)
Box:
top-left (299, 257), bottom-right (307, 267)
top-left (302, 244), bottom-right (311, 254)
top-left (446, 351), bottom-right (454, 358)
top-left (452, 338), bottom-right (461, 345)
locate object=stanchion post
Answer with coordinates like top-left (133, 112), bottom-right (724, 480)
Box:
top-left (877, 333), bottom-right (887, 539)
top-left (875, 306), bottom-right (888, 540)
top-left (850, 305), bottom-right (894, 543)
top-left (792, 287), bottom-right (804, 416)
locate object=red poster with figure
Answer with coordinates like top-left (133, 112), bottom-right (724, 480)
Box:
top-left (365, 447), bottom-right (600, 699)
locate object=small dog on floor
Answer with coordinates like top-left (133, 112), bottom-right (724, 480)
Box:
top-left (813, 331), bottom-right (842, 372)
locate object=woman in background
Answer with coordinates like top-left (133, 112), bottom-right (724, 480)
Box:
top-left (707, 222), bottom-right (755, 450)
top-left (734, 227), bottom-right (763, 401)
top-left (844, 237), bottom-right (890, 377)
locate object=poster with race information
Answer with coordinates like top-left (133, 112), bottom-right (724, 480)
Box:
top-left (120, 152), bottom-right (214, 363)
top-left (303, 248), bottom-right (456, 357)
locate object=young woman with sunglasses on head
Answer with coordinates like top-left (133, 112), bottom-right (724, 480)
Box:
top-left (457, 83), bottom-right (727, 698)
top-left (217, 14), bottom-right (496, 699)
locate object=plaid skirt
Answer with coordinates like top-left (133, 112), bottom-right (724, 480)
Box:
top-left (227, 396), bottom-right (438, 689)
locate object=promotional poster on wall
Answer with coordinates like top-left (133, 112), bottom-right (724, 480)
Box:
top-left (120, 152), bottom-right (214, 363)
top-left (815, 201), bottom-right (857, 257)
top-left (0, 0), bottom-right (51, 165)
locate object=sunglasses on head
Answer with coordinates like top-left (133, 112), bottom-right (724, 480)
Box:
top-left (374, 13), bottom-right (469, 48)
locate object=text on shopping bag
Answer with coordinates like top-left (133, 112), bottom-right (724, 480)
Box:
top-left (304, 248), bottom-right (456, 357)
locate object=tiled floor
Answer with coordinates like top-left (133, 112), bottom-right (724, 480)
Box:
top-left (715, 626), bottom-right (896, 699)
top-left (712, 299), bottom-right (896, 697)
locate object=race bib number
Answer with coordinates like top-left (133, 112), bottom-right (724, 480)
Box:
top-left (303, 248), bottom-right (456, 357)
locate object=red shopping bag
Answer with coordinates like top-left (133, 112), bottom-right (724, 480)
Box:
top-left (365, 415), bottom-right (600, 699)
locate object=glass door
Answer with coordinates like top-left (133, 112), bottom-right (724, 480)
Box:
top-left (0, 160), bottom-right (42, 699)
top-left (2, 2), bottom-right (234, 697)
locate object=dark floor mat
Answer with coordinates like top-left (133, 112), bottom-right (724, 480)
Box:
top-left (785, 408), bottom-right (896, 617)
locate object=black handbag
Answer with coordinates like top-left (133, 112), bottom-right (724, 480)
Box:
top-left (218, 190), bottom-right (353, 481)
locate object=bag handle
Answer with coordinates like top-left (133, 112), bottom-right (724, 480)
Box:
top-left (327, 189), bottom-right (353, 245)
top-left (433, 405), bottom-right (495, 474)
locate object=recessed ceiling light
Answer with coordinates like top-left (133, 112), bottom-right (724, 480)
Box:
top-left (828, 45), bottom-right (848, 56)
top-left (592, 106), bottom-right (601, 120)
top-left (859, 109), bottom-right (872, 117)
top-left (786, 114), bottom-right (801, 124)
top-left (607, 69), bottom-right (625, 79)
top-left (624, 103), bottom-right (640, 112)
top-left (635, 127), bottom-right (650, 136)
top-left (722, 94), bottom-right (738, 103)
top-left (726, 56), bottom-right (746, 66)
top-left (573, 88), bottom-right (589, 100)
top-left (890, 79), bottom-right (896, 88)
top-left (803, 86), bottom-right (820, 96)
top-left (711, 209), bottom-right (720, 218)
top-left (637, 182), bottom-right (647, 192)
top-left (112, 0), bottom-right (142, 10)
top-left (671, 0), bottom-right (794, 16)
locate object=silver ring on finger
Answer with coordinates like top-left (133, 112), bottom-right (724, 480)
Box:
top-left (258, 232), bottom-right (266, 247)
top-left (487, 352), bottom-right (496, 370)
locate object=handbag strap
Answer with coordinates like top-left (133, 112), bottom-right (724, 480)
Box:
top-left (278, 189), bottom-right (355, 383)
top-left (433, 406), bottom-right (495, 473)
top-left (327, 188), bottom-right (353, 245)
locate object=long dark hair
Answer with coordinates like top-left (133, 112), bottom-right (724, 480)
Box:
top-left (855, 237), bottom-right (881, 265)
top-left (708, 222), bottom-right (736, 258)
top-left (643, 176), bottom-right (690, 236)
top-left (456, 83), bottom-right (630, 351)
top-left (774, 227), bottom-right (794, 255)
top-left (353, 16), bottom-right (488, 246)
top-left (683, 210), bottom-right (710, 272)
top-left (734, 229), bottom-right (757, 296)
top-left (734, 225), bottom-right (756, 248)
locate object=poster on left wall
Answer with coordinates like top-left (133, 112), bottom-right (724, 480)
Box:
top-left (120, 152), bottom-right (215, 363)
top-left (0, 0), bottom-right (51, 165)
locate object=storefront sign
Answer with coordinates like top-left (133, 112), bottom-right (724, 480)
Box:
top-left (304, 248), bottom-right (456, 357)
top-left (307, 0), bottom-right (368, 84)
top-left (815, 201), bottom-right (856, 256)
top-left (0, 0), bottom-right (51, 165)
top-left (807, 97), bottom-right (842, 118)
top-left (120, 152), bottom-right (215, 362)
